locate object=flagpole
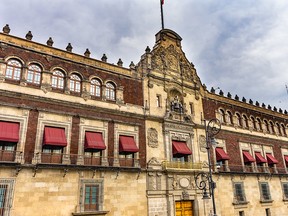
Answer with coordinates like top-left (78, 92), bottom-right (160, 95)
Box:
top-left (160, 0), bottom-right (164, 30)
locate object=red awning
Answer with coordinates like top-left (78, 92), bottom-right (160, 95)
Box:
top-left (43, 127), bottom-right (67, 147)
top-left (85, 132), bottom-right (106, 150)
top-left (215, 147), bottom-right (230, 161)
top-left (284, 155), bottom-right (288, 165)
top-left (266, 153), bottom-right (278, 165)
top-left (242, 151), bottom-right (256, 163)
top-left (119, 135), bottom-right (139, 154)
top-left (172, 141), bottom-right (192, 157)
top-left (255, 152), bottom-right (267, 163)
top-left (0, 121), bottom-right (20, 142)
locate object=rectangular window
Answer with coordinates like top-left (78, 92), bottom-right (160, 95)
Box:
top-left (79, 179), bottom-right (103, 213)
top-left (239, 211), bottom-right (245, 216)
top-left (234, 182), bottom-right (246, 203)
top-left (282, 182), bottom-right (288, 200)
top-left (189, 103), bottom-right (194, 115)
top-left (156, 95), bottom-right (161, 107)
top-left (265, 208), bottom-right (271, 216)
top-left (260, 182), bottom-right (271, 201)
top-left (0, 179), bottom-right (14, 216)
top-left (85, 185), bottom-right (99, 211)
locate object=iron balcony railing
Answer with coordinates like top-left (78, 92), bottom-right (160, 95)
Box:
top-left (32, 152), bottom-right (140, 168)
top-left (0, 150), bottom-right (23, 163)
top-left (162, 161), bottom-right (203, 170)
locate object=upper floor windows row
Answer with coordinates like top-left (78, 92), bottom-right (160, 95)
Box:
top-left (218, 108), bottom-right (287, 136)
top-left (4, 58), bottom-right (116, 101)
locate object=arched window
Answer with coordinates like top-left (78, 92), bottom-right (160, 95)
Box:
top-left (269, 121), bottom-right (275, 134)
top-left (70, 74), bottom-right (81, 93)
top-left (105, 82), bottom-right (115, 100)
top-left (264, 120), bottom-right (269, 133)
top-left (251, 117), bottom-right (257, 130)
top-left (256, 118), bottom-right (262, 131)
top-left (219, 109), bottom-right (225, 123)
top-left (236, 113), bottom-right (242, 127)
top-left (90, 79), bottom-right (101, 97)
top-left (227, 111), bottom-right (233, 124)
top-left (52, 70), bottom-right (65, 89)
top-left (27, 64), bottom-right (41, 84)
top-left (276, 123), bottom-right (281, 135)
top-left (5, 59), bottom-right (22, 80)
top-left (281, 124), bottom-right (287, 136)
top-left (243, 115), bottom-right (249, 128)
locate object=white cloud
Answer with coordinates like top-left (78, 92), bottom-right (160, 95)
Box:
top-left (1, 0), bottom-right (288, 110)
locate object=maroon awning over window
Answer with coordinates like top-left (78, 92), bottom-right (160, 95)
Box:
top-left (215, 147), bottom-right (230, 161)
top-left (266, 153), bottom-right (278, 164)
top-left (284, 155), bottom-right (288, 165)
top-left (119, 135), bottom-right (139, 153)
top-left (0, 121), bottom-right (20, 142)
top-left (172, 141), bottom-right (192, 157)
top-left (242, 151), bottom-right (256, 163)
top-left (255, 152), bottom-right (267, 163)
top-left (43, 127), bottom-right (67, 147)
top-left (85, 132), bottom-right (106, 150)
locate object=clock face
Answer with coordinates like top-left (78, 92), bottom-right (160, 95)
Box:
top-left (207, 119), bottom-right (221, 136)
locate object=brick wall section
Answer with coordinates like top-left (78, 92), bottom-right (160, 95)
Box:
top-left (24, 109), bottom-right (39, 163)
top-left (0, 92), bottom-right (146, 167)
top-left (0, 45), bottom-right (143, 106)
top-left (70, 115), bottom-right (80, 155)
top-left (108, 121), bottom-right (115, 166)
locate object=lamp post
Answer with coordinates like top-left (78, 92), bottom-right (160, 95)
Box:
top-left (195, 119), bottom-right (221, 216)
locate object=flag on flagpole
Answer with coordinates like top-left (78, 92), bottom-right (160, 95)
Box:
top-left (161, 0), bottom-right (164, 5)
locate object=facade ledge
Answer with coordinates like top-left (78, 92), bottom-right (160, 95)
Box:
top-left (232, 201), bottom-right (249, 209)
top-left (72, 211), bottom-right (109, 216)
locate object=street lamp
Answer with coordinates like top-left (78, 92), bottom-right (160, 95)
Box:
top-left (195, 119), bottom-right (221, 216)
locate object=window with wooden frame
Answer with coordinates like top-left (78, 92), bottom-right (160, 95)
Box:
top-left (51, 70), bottom-right (65, 89)
top-left (69, 74), bottom-right (81, 93)
top-left (90, 79), bottom-right (101, 97)
top-left (27, 64), bottom-right (41, 85)
top-left (79, 179), bottom-right (104, 213)
top-left (105, 82), bottom-right (116, 101)
top-left (233, 182), bottom-right (247, 204)
top-left (281, 182), bottom-right (288, 200)
top-left (236, 113), bottom-right (242, 127)
top-left (5, 59), bottom-right (22, 80)
top-left (259, 182), bottom-right (272, 202)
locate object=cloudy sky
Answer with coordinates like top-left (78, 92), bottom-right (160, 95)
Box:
top-left (1, 0), bottom-right (288, 111)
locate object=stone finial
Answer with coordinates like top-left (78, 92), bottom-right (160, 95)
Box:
top-left (145, 46), bottom-right (151, 53)
top-left (219, 90), bottom-right (224, 96)
top-left (25, 31), bottom-right (33, 40)
top-left (227, 92), bottom-right (231, 98)
top-left (249, 99), bottom-right (253, 105)
top-left (84, 48), bottom-right (90, 57)
top-left (235, 95), bottom-right (239, 100)
top-left (279, 108), bottom-right (283, 113)
top-left (66, 43), bottom-right (73, 52)
top-left (203, 84), bottom-right (207, 90)
top-left (3, 24), bottom-right (10, 34)
top-left (284, 110), bottom-right (287, 114)
top-left (117, 58), bottom-right (123, 67)
top-left (47, 37), bottom-right (54, 46)
top-left (242, 97), bottom-right (246, 102)
top-left (129, 61), bottom-right (135, 69)
top-left (268, 105), bottom-right (271, 110)
top-left (101, 54), bottom-right (107, 62)
top-left (210, 87), bottom-right (215, 93)
top-left (262, 103), bottom-right (266, 108)
top-left (273, 106), bottom-right (277, 112)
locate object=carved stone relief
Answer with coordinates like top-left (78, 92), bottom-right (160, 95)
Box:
top-left (147, 128), bottom-right (158, 148)
top-left (199, 135), bottom-right (207, 152)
